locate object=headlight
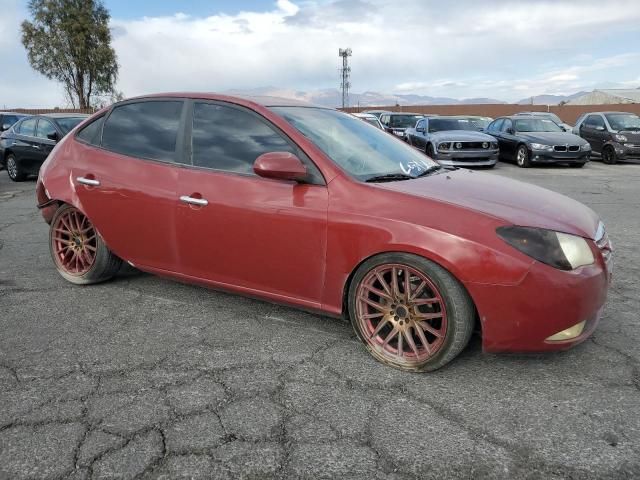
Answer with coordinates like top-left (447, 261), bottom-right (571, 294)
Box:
top-left (497, 226), bottom-right (595, 270)
top-left (530, 143), bottom-right (553, 151)
top-left (491, 142), bottom-right (498, 149)
top-left (614, 134), bottom-right (627, 142)
top-left (482, 142), bottom-right (489, 149)
top-left (438, 142), bottom-right (450, 150)
top-left (581, 143), bottom-right (591, 151)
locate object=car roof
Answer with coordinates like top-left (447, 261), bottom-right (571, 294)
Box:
top-left (386, 112), bottom-right (423, 116)
top-left (36, 113), bottom-right (90, 119)
top-left (0, 111), bottom-right (29, 116)
top-left (353, 113), bottom-right (378, 118)
top-left (122, 92), bottom-right (325, 109)
top-left (585, 111), bottom-right (639, 115)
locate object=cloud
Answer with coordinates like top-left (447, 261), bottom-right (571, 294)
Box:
top-left (1, 0), bottom-right (640, 107)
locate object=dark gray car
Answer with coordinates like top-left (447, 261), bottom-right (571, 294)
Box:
top-left (486, 116), bottom-right (591, 168)
top-left (405, 116), bottom-right (499, 168)
top-left (574, 111), bottom-right (640, 164)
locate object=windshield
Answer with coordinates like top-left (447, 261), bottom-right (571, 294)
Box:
top-left (605, 113), bottom-right (640, 131)
top-left (389, 115), bottom-right (423, 128)
top-left (514, 118), bottom-right (563, 132)
top-left (273, 107), bottom-right (438, 181)
top-left (55, 117), bottom-right (86, 134)
top-left (428, 117), bottom-right (488, 132)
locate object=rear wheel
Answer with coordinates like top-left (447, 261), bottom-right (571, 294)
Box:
top-left (602, 146), bottom-right (617, 165)
top-left (348, 253), bottom-right (474, 372)
top-left (515, 145), bottom-right (531, 168)
top-left (6, 154), bottom-right (26, 181)
top-left (49, 204), bottom-right (122, 284)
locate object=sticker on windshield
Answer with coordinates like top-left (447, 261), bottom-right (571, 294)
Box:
top-left (399, 160), bottom-right (428, 176)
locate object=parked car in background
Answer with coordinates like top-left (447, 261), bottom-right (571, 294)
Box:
top-left (0, 112), bottom-right (29, 133)
top-left (515, 111), bottom-right (572, 132)
top-left (36, 93), bottom-right (611, 372)
top-left (0, 113), bottom-right (88, 181)
top-left (379, 112), bottom-right (424, 138)
top-left (362, 110), bottom-right (392, 119)
top-left (486, 116), bottom-right (591, 168)
top-left (405, 116), bottom-right (499, 168)
top-left (574, 111), bottom-right (640, 164)
top-left (352, 112), bottom-right (384, 129)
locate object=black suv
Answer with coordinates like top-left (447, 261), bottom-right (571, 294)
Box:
top-left (379, 113), bottom-right (424, 139)
top-left (0, 112), bottom-right (29, 133)
top-left (0, 113), bottom-right (88, 181)
top-left (574, 111), bottom-right (640, 164)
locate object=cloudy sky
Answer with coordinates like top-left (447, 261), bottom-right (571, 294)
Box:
top-left (1, 0), bottom-right (639, 107)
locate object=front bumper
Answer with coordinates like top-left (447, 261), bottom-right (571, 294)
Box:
top-left (616, 142), bottom-right (640, 160)
top-left (435, 150), bottom-right (499, 167)
top-left (467, 250), bottom-right (610, 353)
top-left (531, 149), bottom-right (590, 164)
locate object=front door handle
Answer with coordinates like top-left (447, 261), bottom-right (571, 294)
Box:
top-left (32, 144), bottom-right (41, 149)
top-left (77, 177), bottom-right (100, 186)
top-left (180, 195), bottom-right (208, 206)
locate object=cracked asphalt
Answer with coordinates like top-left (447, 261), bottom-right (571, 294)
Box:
top-left (1, 161), bottom-right (639, 479)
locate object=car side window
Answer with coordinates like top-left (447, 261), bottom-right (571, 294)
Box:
top-left (416, 119), bottom-right (425, 130)
top-left (76, 115), bottom-right (105, 146)
top-left (501, 119), bottom-right (512, 132)
top-left (380, 115), bottom-right (389, 126)
top-left (18, 118), bottom-right (37, 137)
top-left (488, 119), bottom-right (503, 132)
top-left (102, 101), bottom-right (184, 162)
top-left (191, 102), bottom-right (296, 175)
top-left (585, 115), bottom-right (605, 129)
top-left (36, 119), bottom-right (57, 140)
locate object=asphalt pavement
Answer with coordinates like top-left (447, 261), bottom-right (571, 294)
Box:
top-left (1, 161), bottom-right (639, 479)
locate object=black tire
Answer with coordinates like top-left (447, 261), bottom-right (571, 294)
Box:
top-left (426, 144), bottom-right (436, 158)
top-left (6, 154), bottom-right (26, 181)
top-left (602, 146), bottom-right (617, 165)
top-left (49, 204), bottom-right (122, 285)
top-left (348, 252), bottom-right (475, 372)
top-left (515, 145), bottom-right (531, 168)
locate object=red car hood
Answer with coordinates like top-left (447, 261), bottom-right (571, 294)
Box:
top-left (378, 169), bottom-right (600, 239)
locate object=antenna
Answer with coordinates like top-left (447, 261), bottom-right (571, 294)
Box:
top-left (339, 48), bottom-right (352, 108)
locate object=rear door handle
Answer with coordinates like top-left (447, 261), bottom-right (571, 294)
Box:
top-left (32, 144), bottom-right (40, 149)
top-left (180, 195), bottom-right (208, 206)
top-left (77, 177), bottom-right (100, 186)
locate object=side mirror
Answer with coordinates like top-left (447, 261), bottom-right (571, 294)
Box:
top-left (47, 131), bottom-right (59, 141)
top-left (506, 128), bottom-right (515, 135)
top-left (253, 152), bottom-right (307, 182)
top-left (595, 126), bottom-right (605, 131)
top-left (416, 127), bottom-right (425, 133)
top-left (1, 124), bottom-right (10, 132)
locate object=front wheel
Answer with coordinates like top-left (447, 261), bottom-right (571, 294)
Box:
top-left (515, 145), bottom-right (531, 168)
top-left (6, 154), bottom-right (26, 181)
top-left (426, 144), bottom-right (436, 159)
top-left (348, 253), bottom-right (475, 372)
top-left (49, 204), bottom-right (122, 284)
top-left (602, 146), bottom-right (617, 165)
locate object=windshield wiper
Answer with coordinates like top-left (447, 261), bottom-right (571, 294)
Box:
top-left (365, 173), bottom-right (414, 183)
top-left (413, 165), bottom-right (442, 178)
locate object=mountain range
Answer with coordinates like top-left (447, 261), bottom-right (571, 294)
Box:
top-left (225, 87), bottom-right (592, 107)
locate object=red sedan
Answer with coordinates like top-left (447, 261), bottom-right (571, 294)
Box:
top-left (36, 94), bottom-right (612, 371)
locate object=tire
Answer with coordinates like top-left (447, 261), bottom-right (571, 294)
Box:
top-left (426, 144), bottom-right (436, 158)
top-left (515, 145), bottom-right (531, 168)
top-left (602, 146), bottom-right (617, 165)
top-left (348, 253), bottom-right (475, 372)
top-left (49, 204), bottom-right (122, 285)
top-left (6, 154), bottom-right (26, 182)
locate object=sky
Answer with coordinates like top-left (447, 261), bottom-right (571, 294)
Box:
top-left (1, 0), bottom-right (639, 108)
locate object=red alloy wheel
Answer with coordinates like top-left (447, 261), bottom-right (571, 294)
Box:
top-left (355, 264), bottom-right (448, 365)
top-left (51, 208), bottom-right (98, 276)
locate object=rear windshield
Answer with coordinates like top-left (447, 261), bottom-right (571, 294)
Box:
top-left (389, 115), bottom-right (423, 128)
top-left (55, 117), bottom-right (86, 134)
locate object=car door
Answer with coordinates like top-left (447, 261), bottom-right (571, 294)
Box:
top-left (589, 115), bottom-right (608, 153)
top-left (486, 119), bottom-right (504, 158)
top-left (34, 118), bottom-right (59, 164)
top-left (413, 119), bottom-right (427, 149)
top-left (499, 119), bottom-right (517, 158)
top-left (11, 117), bottom-right (40, 167)
top-left (176, 100), bottom-right (328, 307)
top-left (72, 100), bottom-right (186, 271)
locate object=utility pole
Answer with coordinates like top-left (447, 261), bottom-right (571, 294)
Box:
top-left (339, 48), bottom-right (352, 109)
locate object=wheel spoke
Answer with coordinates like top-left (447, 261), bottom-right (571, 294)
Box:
top-left (362, 312), bottom-right (385, 320)
top-left (391, 267), bottom-right (400, 297)
top-left (359, 296), bottom-right (388, 313)
top-left (362, 283), bottom-right (392, 301)
top-left (381, 325), bottom-right (399, 348)
top-left (404, 328), bottom-right (419, 356)
top-left (375, 271), bottom-right (392, 296)
top-left (414, 311), bottom-right (443, 320)
top-left (369, 317), bottom-right (391, 339)
top-left (403, 267), bottom-right (410, 302)
top-left (414, 324), bottom-right (432, 354)
top-left (418, 321), bottom-right (444, 338)
top-left (410, 280), bottom-right (427, 300)
top-left (412, 297), bottom-right (439, 306)
top-left (397, 330), bottom-right (404, 357)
